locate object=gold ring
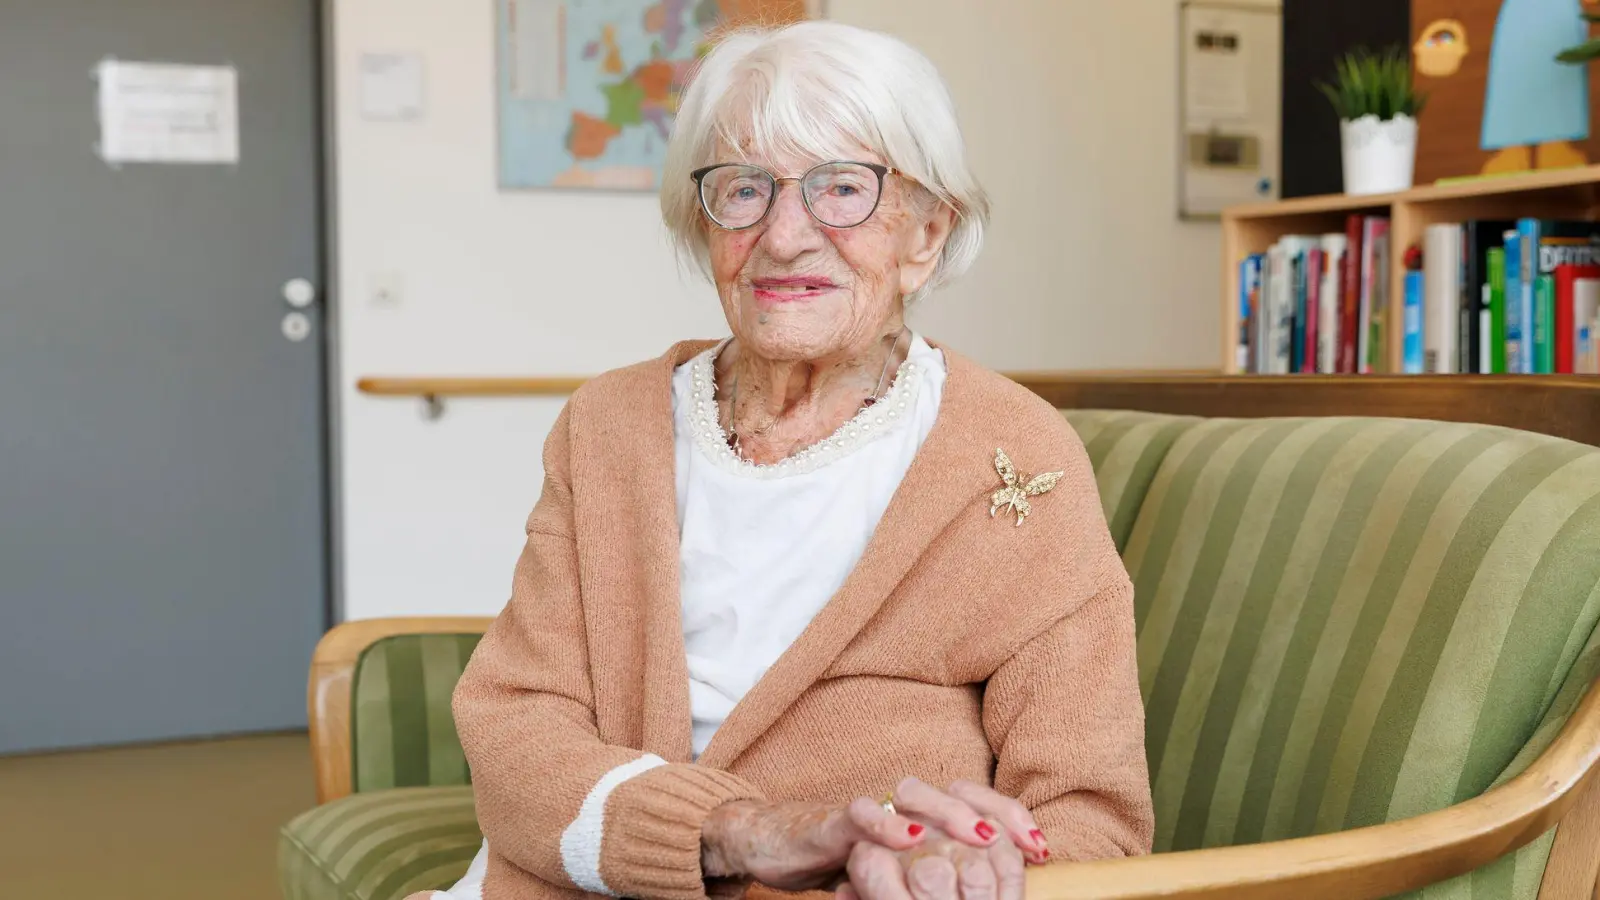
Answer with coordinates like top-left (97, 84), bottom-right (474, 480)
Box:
top-left (881, 792), bottom-right (897, 816)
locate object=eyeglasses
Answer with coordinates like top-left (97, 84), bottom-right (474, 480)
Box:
top-left (690, 161), bottom-right (898, 230)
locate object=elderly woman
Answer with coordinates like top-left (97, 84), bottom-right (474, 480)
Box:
top-left (420, 18), bottom-right (1152, 900)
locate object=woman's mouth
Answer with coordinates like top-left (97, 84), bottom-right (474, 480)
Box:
top-left (751, 277), bottom-right (838, 305)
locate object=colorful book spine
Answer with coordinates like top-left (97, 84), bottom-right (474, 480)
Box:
top-left (1534, 274), bottom-right (1555, 374)
top-left (1518, 220), bottom-right (1539, 373)
top-left (1578, 275), bottom-right (1600, 375)
top-left (1340, 215), bottom-right (1364, 373)
top-left (1240, 254), bottom-right (1262, 372)
top-left (1291, 250), bottom-right (1307, 374)
top-left (1365, 222), bottom-right (1391, 373)
top-left (1505, 231), bottom-right (1524, 373)
top-left (1404, 269), bottom-right (1425, 374)
top-left (1304, 249), bottom-right (1322, 373)
top-left (1487, 248), bottom-right (1507, 374)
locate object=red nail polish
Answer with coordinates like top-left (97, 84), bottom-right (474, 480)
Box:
top-left (975, 821), bottom-right (995, 841)
top-left (1030, 829), bottom-right (1046, 845)
top-left (908, 823), bottom-right (924, 838)
top-left (1041, 849), bottom-right (1051, 860)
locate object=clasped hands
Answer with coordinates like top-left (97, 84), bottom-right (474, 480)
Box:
top-left (701, 778), bottom-right (1049, 900)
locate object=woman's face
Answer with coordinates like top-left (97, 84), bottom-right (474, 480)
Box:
top-left (705, 147), bottom-right (954, 364)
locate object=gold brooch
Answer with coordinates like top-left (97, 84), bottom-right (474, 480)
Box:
top-left (990, 448), bottom-right (1063, 526)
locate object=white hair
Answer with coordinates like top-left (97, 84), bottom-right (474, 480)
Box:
top-left (660, 20), bottom-right (989, 304)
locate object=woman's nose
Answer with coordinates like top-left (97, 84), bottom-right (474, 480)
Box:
top-left (758, 183), bottom-right (826, 260)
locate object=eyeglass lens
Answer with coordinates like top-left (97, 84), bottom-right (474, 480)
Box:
top-left (699, 163), bottom-right (881, 229)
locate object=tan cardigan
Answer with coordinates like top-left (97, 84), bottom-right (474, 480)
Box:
top-left (451, 339), bottom-right (1153, 900)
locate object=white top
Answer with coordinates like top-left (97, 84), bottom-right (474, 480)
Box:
top-left (671, 334), bottom-right (947, 757)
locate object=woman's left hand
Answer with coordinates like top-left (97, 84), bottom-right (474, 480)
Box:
top-left (838, 820), bottom-right (1026, 900)
top-left (836, 779), bottom-right (1049, 900)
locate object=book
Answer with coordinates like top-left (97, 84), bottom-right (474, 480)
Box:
top-left (1403, 267), bottom-right (1425, 374)
top-left (1340, 215), bottom-right (1364, 373)
top-left (1423, 224), bottom-right (1462, 374)
top-left (1534, 274), bottom-right (1555, 374)
top-left (1319, 235), bottom-right (1347, 374)
top-left (1365, 222), bottom-right (1391, 373)
top-left (1303, 248), bottom-right (1326, 373)
top-left (1239, 254), bottom-right (1263, 373)
top-left (1554, 263), bottom-right (1600, 374)
top-left (1292, 248), bottom-right (1308, 374)
top-left (1579, 276), bottom-right (1600, 375)
top-left (1506, 231), bottom-right (1524, 373)
top-left (1487, 248), bottom-right (1507, 374)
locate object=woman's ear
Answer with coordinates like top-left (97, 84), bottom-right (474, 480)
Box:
top-left (898, 204), bottom-right (957, 296)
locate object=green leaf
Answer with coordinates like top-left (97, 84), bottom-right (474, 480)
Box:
top-left (1317, 44), bottom-right (1425, 121)
top-left (1557, 37), bottom-right (1600, 63)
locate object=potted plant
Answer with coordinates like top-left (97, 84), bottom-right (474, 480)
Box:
top-left (1318, 46), bottom-right (1427, 195)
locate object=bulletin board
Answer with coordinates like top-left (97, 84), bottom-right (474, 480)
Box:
top-left (1178, 1), bottom-right (1282, 219)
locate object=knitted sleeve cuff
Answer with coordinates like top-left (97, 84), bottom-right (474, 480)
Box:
top-left (589, 763), bottom-right (764, 900)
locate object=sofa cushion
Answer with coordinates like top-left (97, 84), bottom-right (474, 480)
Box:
top-left (1124, 415), bottom-right (1600, 880)
top-left (278, 785), bottom-right (481, 900)
top-left (1062, 409), bottom-right (1200, 553)
top-left (352, 633), bottom-right (483, 793)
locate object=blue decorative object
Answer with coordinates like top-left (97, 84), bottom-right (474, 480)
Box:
top-left (1481, 0), bottom-right (1591, 150)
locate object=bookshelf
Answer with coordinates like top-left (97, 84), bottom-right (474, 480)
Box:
top-left (1221, 163), bottom-right (1600, 374)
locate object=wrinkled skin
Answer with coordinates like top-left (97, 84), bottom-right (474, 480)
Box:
top-left (705, 145), bottom-right (954, 466)
top-left (701, 778), bottom-right (1049, 900)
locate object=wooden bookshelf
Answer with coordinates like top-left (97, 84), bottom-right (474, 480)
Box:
top-left (1220, 164), bottom-right (1600, 374)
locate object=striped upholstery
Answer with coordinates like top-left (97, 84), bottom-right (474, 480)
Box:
top-left (1062, 410), bottom-right (1200, 553)
top-left (351, 633), bottom-right (482, 793)
top-left (1126, 416), bottom-right (1600, 898)
top-left (278, 786), bottom-right (481, 900)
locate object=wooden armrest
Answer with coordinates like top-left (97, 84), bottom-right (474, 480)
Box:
top-left (1024, 680), bottom-right (1600, 900)
top-left (307, 616), bottom-right (495, 804)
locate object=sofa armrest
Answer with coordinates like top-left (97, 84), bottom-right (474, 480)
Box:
top-left (1023, 678), bottom-right (1600, 900)
top-left (307, 616), bottom-right (494, 804)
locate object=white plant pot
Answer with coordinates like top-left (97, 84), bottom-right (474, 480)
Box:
top-left (1340, 113), bottom-right (1418, 195)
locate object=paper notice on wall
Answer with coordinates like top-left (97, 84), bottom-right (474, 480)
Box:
top-left (1186, 23), bottom-right (1251, 120)
top-left (96, 59), bottom-right (239, 165)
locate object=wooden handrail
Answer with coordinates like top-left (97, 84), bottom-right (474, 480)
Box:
top-left (357, 376), bottom-right (590, 397)
top-left (355, 371), bottom-right (1218, 399)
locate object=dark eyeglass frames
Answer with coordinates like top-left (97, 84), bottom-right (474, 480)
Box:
top-left (689, 161), bottom-right (900, 230)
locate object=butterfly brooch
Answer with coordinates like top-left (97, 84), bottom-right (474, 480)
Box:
top-left (989, 448), bottom-right (1063, 526)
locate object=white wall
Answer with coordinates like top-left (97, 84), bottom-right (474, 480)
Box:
top-left (332, 0), bottom-right (1258, 621)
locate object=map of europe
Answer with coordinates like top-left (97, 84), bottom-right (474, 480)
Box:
top-left (497, 0), bottom-right (811, 190)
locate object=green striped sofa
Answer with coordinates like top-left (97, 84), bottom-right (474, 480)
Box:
top-left (280, 407), bottom-right (1600, 900)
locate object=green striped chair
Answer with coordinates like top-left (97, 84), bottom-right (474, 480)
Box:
top-left (279, 396), bottom-right (1600, 900)
top-left (279, 618), bottom-right (491, 900)
top-left (1058, 408), bottom-right (1600, 900)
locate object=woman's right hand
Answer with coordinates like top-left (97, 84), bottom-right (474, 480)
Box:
top-left (699, 778), bottom-right (1048, 894)
top-left (701, 795), bottom-right (925, 892)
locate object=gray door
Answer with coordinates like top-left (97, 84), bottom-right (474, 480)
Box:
top-left (0, 0), bottom-right (329, 755)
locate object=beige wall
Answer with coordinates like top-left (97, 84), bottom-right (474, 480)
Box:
top-left (333, 0), bottom-right (1269, 620)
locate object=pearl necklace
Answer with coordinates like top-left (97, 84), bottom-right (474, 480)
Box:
top-left (687, 330), bottom-right (922, 479)
top-left (725, 328), bottom-right (908, 461)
